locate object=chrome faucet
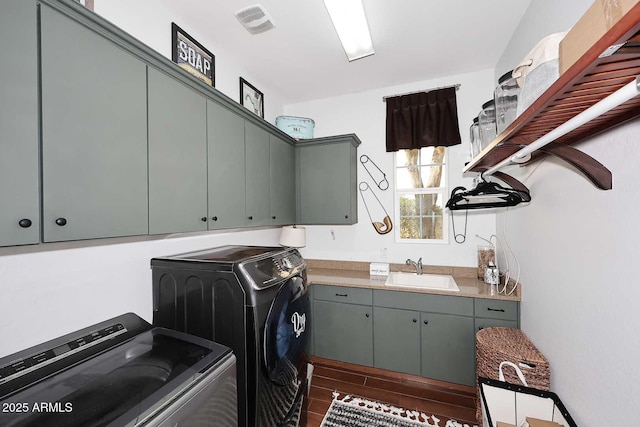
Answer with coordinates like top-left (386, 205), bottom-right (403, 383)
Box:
top-left (406, 258), bottom-right (423, 275)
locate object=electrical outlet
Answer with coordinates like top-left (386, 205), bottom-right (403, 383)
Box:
top-left (380, 248), bottom-right (388, 259)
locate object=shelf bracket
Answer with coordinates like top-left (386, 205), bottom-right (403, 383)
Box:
top-left (537, 142), bottom-right (612, 190)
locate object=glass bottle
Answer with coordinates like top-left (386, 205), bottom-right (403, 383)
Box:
top-left (478, 99), bottom-right (496, 149)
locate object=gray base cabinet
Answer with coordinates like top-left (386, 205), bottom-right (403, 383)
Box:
top-left (297, 135), bottom-right (360, 225)
top-left (311, 284), bottom-right (520, 387)
top-left (0, 0), bottom-right (39, 247)
top-left (421, 312), bottom-right (475, 386)
top-left (148, 67), bottom-right (208, 235)
top-left (373, 306), bottom-right (421, 376)
top-left (40, 3), bottom-right (148, 242)
top-left (314, 300), bottom-right (373, 367)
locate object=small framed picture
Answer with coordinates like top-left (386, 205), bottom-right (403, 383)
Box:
top-left (240, 77), bottom-right (264, 118)
top-left (172, 23), bottom-right (215, 87)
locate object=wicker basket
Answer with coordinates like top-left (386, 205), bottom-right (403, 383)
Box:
top-left (476, 327), bottom-right (550, 423)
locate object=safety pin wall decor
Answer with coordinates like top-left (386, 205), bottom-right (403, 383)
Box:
top-left (360, 155), bottom-right (389, 191)
top-left (359, 182), bottom-right (393, 235)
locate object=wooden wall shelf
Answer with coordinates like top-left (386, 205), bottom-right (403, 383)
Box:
top-left (464, 4), bottom-right (640, 176)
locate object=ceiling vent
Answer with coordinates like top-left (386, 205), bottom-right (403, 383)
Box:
top-left (235, 4), bottom-right (275, 35)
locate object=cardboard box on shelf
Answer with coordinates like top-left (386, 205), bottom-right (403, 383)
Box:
top-left (496, 422), bottom-right (516, 427)
top-left (559, 0), bottom-right (640, 74)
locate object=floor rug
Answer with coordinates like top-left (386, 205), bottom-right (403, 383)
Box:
top-left (320, 392), bottom-right (478, 427)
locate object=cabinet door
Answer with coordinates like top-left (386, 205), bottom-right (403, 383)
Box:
top-left (207, 100), bottom-right (246, 229)
top-left (313, 300), bottom-right (373, 366)
top-left (373, 306), bottom-right (421, 375)
top-left (245, 122), bottom-right (270, 226)
top-left (269, 134), bottom-right (296, 225)
top-left (40, 4), bottom-right (148, 242)
top-left (148, 67), bottom-right (207, 234)
top-left (421, 312), bottom-right (475, 386)
top-left (0, 0), bottom-right (39, 246)
top-left (298, 141), bottom-right (355, 224)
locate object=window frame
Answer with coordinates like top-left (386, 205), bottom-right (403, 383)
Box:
top-left (393, 147), bottom-right (449, 244)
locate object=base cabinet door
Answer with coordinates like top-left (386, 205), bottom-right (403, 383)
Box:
top-left (373, 307), bottom-right (421, 375)
top-left (313, 300), bottom-right (373, 366)
top-left (0, 0), bottom-right (39, 247)
top-left (421, 312), bottom-right (475, 386)
top-left (40, 4), bottom-right (148, 242)
top-left (148, 67), bottom-right (208, 234)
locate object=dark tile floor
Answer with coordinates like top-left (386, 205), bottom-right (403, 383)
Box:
top-left (305, 357), bottom-right (478, 426)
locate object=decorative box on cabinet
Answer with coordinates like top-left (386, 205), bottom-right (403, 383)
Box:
top-left (40, 3), bottom-right (148, 242)
top-left (296, 134), bottom-right (360, 225)
top-left (0, 0), bottom-right (39, 247)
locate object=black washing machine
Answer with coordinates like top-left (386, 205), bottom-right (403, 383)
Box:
top-left (151, 245), bottom-right (311, 427)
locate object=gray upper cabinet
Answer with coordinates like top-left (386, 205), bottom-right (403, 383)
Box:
top-left (0, 0), bottom-right (39, 247)
top-left (245, 122), bottom-right (271, 226)
top-left (297, 135), bottom-right (360, 225)
top-left (40, 4), bottom-right (148, 242)
top-left (207, 100), bottom-right (246, 230)
top-left (269, 134), bottom-right (296, 225)
top-left (148, 67), bottom-right (208, 235)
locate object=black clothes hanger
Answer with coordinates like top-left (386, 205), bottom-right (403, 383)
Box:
top-left (445, 172), bottom-right (531, 210)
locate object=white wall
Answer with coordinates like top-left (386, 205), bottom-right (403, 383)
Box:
top-left (495, 0), bottom-right (639, 424)
top-left (285, 69), bottom-right (498, 266)
top-left (93, 0), bottom-right (286, 123)
top-left (0, 228), bottom-right (280, 357)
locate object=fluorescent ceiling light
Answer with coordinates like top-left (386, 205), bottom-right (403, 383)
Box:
top-left (323, 0), bottom-right (374, 61)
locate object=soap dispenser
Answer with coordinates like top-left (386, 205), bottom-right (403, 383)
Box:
top-left (484, 262), bottom-right (500, 285)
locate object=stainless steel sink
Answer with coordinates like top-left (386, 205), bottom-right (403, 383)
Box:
top-left (385, 272), bottom-right (460, 292)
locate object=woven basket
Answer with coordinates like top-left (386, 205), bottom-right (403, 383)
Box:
top-left (475, 327), bottom-right (550, 423)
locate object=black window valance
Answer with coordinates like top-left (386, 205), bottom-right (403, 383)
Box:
top-left (385, 87), bottom-right (462, 152)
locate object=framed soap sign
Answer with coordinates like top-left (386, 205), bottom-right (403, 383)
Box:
top-left (171, 23), bottom-right (215, 87)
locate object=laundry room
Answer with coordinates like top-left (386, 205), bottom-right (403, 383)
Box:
top-left (1, 0), bottom-right (639, 426)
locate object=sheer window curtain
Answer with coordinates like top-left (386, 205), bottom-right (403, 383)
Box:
top-left (385, 87), bottom-right (462, 151)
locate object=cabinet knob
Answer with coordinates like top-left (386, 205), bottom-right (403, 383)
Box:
top-left (201, 217), bottom-right (207, 222)
top-left (248, 216), bottom-right (253, 220)
top-left (18, 219), bottom-right (32, 228)
top-left (55, 218), bottom-right (67, 226)
top-left (212, 216), bottom-right (218, 221)
top-left (423, 320), bottom-right (428, 325)
top-left (413, 319), bottom-right (417, 323)
top-left (272, 216), bottom-right (276, 220)
top-left (365, 313), bottom-right (370, 318)
top-left (345, 215), bottom-right (349, 219)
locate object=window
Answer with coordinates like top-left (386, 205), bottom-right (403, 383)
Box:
top-left (395, 147), bottom-right (447, 242)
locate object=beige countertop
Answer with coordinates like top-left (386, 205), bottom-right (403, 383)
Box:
top-left (306, 259), bottom-right (521, 302)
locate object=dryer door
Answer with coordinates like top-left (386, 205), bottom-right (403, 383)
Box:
top-left (263, 276), bottom-right (310, 386)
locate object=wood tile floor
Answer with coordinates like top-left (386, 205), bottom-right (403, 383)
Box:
top-left (305, 357), bottom-right (478, 427)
